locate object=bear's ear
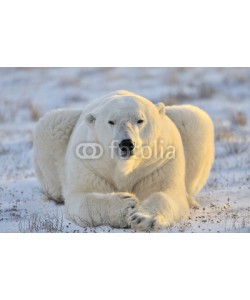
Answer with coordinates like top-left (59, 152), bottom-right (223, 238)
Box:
top-left (156, 102), bottom-right (166, 116)
top-left (85, 113), bottom-right (96, 127)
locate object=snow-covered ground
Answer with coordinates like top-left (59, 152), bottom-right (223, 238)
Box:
top-left (0, 67), bottom-right (249, 232)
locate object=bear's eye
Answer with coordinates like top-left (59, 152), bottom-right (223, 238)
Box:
top-left (108, 121), bottom-right (115, 125)
top-left (137, 119), bottom-right (144, 124)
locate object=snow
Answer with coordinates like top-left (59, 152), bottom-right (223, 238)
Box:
top-left (0, 67), bottom-right (249, 232)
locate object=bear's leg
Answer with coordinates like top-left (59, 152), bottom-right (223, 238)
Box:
top-left (187, 194), bottom-right (199, 208)
top-left (34, 156), bottom-right (63, 202)
top-left (185, 155), bottom-right (213, 208)
top-left (64, 192), bottom-right (139, 228)
top-left (187, 155), bottom-right (213, 199)
top-left (128, 191), bottom-right (189, 231)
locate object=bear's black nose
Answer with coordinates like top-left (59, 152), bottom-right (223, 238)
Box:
top-left (119, 139), bottom-right (135, 152)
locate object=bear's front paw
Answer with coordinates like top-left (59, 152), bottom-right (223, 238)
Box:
top-left (115, 192), bottom-right (139, 210)
top-left (128, 210), bottom-right (162, 232)
top-left (111, 193), bottom-right (139, 228)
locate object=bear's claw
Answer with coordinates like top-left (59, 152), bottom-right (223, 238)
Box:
top-left (128, 211), bottom-right (161, 232)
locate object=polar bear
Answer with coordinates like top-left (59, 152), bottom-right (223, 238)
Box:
top-left (33, 90), bottom-right (214, 231)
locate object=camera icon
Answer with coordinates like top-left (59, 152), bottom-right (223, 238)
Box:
top-left (75, 143), bottom-right (103, 160)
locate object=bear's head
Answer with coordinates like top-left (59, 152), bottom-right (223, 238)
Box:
top-left (85, 93), bottom-right (166, 165)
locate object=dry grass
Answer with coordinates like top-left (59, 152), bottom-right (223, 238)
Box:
top-left (198, 83), bottom-right (216, 99)
top-left (27, 102), bottom-right (41, 121)
top-left (59, 78), bottom-right (81, 87)
top-left (230, 111), bottom-right (247, 127)
top-left (0, 112), bottom-right (5, 123)
top-left (206, 177), bottom-right (219, 190)
top-left (215, 123), bottom-right (234, 141)
top-left (0, 99), bottom-right (42, 122)
top-left (171, 91), bottom-right (192, 102)
top-left (224, 212), bottom-right (250, 232)
top-left (18, 212), bottom-right (64, 233)
top-left (224, 139), bottom-right (249, 155)
top-left (0, 142), bottom-right (7, 155)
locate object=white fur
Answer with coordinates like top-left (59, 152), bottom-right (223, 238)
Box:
top-left (33, 90), bottom-right (214, 231)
